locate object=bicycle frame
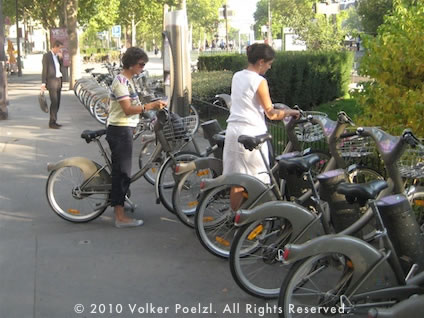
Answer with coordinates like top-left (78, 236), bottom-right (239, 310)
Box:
top-left (281, 193), bottom-right (424, 314)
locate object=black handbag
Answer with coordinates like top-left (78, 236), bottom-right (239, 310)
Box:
top-left (38, 91), bottom-right (49, 113)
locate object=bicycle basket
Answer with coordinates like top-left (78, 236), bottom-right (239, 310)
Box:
top-left (294, 111), bottom-right (327, 142)
top-left (163, 113), bottom-right (197, 142)
top-left (337, 135), bottom-right (375, 158)
top-left (397, 146), bottom-right (424, 179)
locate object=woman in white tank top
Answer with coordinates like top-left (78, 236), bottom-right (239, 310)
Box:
top-left (223, 43), bottom-right (300, 211)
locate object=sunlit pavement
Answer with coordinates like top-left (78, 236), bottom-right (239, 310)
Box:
top-left (0, 54), bottom-right (277, 317)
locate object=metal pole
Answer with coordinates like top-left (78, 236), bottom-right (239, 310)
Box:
top-left (268, 0), bottom-right (272, 46)
top-left (15, 0), bottom-right (22, 76)
top-left (224, 4), bottom-right (229, 51)
top-left (0, 0), bottom-right (9, 119)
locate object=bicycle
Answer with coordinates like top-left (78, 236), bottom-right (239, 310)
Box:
top-left (45, 108), bottom-right (198, 222)
top-left (228, 128), bottom-right (422, 299)
top-left (195, 110), bottom-right (382, 259)
top-left (278, 178), bottom-right (424, 317)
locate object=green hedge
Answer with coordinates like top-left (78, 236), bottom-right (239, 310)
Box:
top-left (197, 54), bottom-right (247, 72)
top-left (267, 51), bottom-right (354, 108)
top-left (197, 51), bottom-right (354, 109)
top-left (191, 71), bottom-right (233, 100)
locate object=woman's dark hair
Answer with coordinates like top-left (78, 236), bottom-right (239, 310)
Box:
top-left (121, 47), bottom-right (149, 69)
top-left (246, 43), bottom-right (275, 64)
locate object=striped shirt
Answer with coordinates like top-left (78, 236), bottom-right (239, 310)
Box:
top-left (107, 74), bottom-right (140, 127)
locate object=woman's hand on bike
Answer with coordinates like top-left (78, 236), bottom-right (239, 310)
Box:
top-left (288, 109), bottom-right (301, 120)
top-left (145, 99), bottom-right (167, 111)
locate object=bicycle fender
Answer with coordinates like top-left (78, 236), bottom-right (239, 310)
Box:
top-left (215, 93), bottom-right (231, 109)
top-left (201, 173), bottom-right (276, 208)
top-left (47, 157), bottom-right (110, 183)
top-left (235, 201), bottom-right (325, 243)
top-left (175, 157), bottom-right (222, 176)
top-left (193, 157), bottom-right (223, 176)
top-left (285, 235), bottom-right (398, 294)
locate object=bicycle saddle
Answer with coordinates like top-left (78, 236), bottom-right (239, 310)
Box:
top-left (212, 133), bottom-right (225, 148)
top-left (84, 68), bottom-right (94, 73)
top-left (81, 129), bottom-right (107, 143)
top-left (275, 151), bottom-right (301, 161)
top-left (238, 133), bottom-right (272, 151)
top-left (337, 180), bottom-right (388, 206)
top-left (278, 153), bottom-right (321, 174)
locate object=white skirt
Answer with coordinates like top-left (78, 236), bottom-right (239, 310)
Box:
top-left (223, 122), bottom-right (270, 184)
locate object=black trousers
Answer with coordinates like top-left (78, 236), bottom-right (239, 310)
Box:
top-left (47, 77), bottom-right (62, 124)
top-left (106, 125), bottom-right (134, 207)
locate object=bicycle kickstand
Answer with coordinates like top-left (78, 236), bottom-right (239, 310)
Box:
top-left (124, 195), bottom-right (137, 212)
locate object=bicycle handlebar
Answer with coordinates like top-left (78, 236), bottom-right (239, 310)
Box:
top-left (402, 129), bottom-right (420, 147)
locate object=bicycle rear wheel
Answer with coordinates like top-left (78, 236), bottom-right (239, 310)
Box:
top-left (46, 166), bottom-right (109, 223)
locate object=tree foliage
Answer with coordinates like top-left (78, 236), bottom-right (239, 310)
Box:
top-left (357, 0), bottom-right (393, 35)
top-left (354, 1), bottom-right (424, 135)
top-left (254, 0), bottom-right (347, 50)
top-left (186, 0), bottom-right (224, 45)
top-left (79, 0), bottom-right (120, 30)
top-left (3, 0), bottom-right (64, 29)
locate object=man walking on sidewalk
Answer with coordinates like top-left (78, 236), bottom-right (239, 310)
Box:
top-left (41, 40), bottom-right (64, 129)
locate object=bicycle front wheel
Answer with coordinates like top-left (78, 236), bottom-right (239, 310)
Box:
top-left (230, 217), bottom-right (293, 299)
top-left (195, 184), bottom-right (236, 258)
top-left (348, 166), bottom-right (384, 184)
top-left (156, 152), bottom-right (201, 213)
top-left (46, 166), bottom-right (110, 223)
top-left (172, 167), bottom-right (214, 228)
top-left (408, 186), bottom-right (424, 232)
top-left (278, 254), bottom-right (353, 318)
top-left (189, 105), bottom-right (200, 134)
top-left (91, 98), bottom-right (109, 125)
top-left (138, 137), bottom-right (164, 185)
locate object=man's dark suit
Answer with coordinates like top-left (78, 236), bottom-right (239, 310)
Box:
top-left (42, 51), bottom-right (62, 125)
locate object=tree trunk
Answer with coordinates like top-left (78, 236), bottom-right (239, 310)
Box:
top-left (66, 0), bottom-right (79, 90)
top-left (131, 15), bottom-right (136, 46)
top-left (0, 0), bottom-right (9, 120)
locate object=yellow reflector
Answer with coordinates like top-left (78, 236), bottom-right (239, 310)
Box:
top-left (188, 200), bottom-right (198, 207)
top-left (197, 170), bottom-right (209, 177)
top-left (203, 216), bottom-right (214, 222)
top-left (242, 192), bottom-right (249, 199)
top-left (247, 224), bottom-right (264, 240)
top-left (347, 260), bottom-right (354, 268)
top-left (216, 236), bottom-right (230, 247)
top-left (68, 209), bottom-right (80, 215)
top-left (413, 199), bottom-right (424, 207)
top-left (151, 168), bottom-right (157, 173)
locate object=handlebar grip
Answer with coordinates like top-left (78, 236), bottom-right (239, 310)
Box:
top-left (340, 131), bottom-right (358, 139)
top-left (404, 134), bottom-right (420, 147)
top-left (294, 119), bottom-right (309, 125)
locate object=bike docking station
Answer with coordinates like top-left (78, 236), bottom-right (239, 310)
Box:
top-left (163, 8), bottom-right (191, 117)
top-left (162, 7), bottom-right (198, 155)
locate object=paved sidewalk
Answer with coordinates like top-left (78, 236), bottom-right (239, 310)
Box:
top-left (0, 56), bottom-right (277, 318)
